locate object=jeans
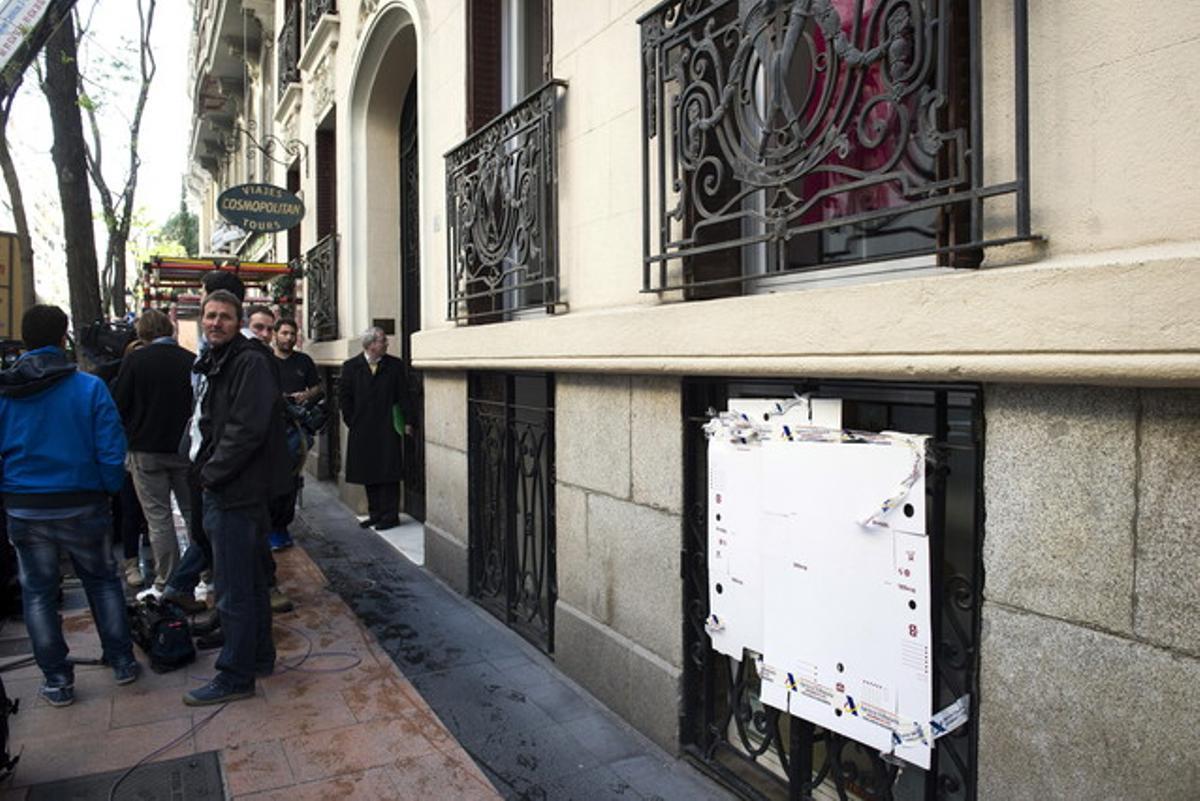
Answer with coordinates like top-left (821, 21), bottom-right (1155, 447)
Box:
top-left (204, 493), bottom-right (274, 689)
top-left (7, 505), bottom-right (135, 686)
top-left (128, 451), bottom-right (193, 587)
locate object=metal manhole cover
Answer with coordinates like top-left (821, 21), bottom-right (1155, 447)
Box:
top-left (26, 749), bottom-right (225, 800)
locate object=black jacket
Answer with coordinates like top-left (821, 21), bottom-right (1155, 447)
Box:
top-left (112, 340), bottom-right (195, 453)
top-left (338, 353), bottom-right (404, 485)
top-left (195, 335), bottom-right (291, 508)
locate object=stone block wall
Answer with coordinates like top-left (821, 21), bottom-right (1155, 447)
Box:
top-left (554, 374), bottom-right (684, 751)
top-left (422, 371), bottom-right (470, 593)
top-left (979, 386), bottom-right (1200, 800)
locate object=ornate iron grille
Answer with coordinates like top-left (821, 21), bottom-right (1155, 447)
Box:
top-left (306, 0), bottom-right (337, 40)
top-left (305, 233), bottom-right (338, 343)
top-left (468, 373), bottom-right (557, 653)
top-left (682, 378), bottom-right (983, 801)
top-left (445, 81), bottom-right (566, 323)
top-left (639, 0), bottom-right (1033, 294)
top-left (400, 79), bottom-right (425, 521)
top-left (277, 3), bottom-right (301, 100)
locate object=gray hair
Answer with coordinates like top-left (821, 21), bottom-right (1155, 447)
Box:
top-left (360, 327), bottom-right (386, 350)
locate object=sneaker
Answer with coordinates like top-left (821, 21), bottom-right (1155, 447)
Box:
top-left (161, 589), bottom-right (207, 615)
top-left (195, 629), bottom-right (224, 650)
top-left (123, 557), bottom-right (144, 588)
top-left (39, 683), bottom-right (74, 707)
top-left (268, 530), bottom-right (294, 551)
top-left (194, 580), bottom-right (213, 603)
top-left (113, 661), bottom-right (141, 686)
top-left (183, 678), bottom-right (254, 707)
top-left (136, 586), bottom-right (163, 603)
top-left (269, 587), bottom-right (294, 614)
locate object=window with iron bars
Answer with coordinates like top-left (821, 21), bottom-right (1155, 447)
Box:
top-left (639, 0), bottom-right (1034, 299)
top-left (446, 0), bottom-right (562, 324)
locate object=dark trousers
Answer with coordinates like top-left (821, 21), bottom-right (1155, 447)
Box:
top-left (204, 492), bottom-right (274, 689)
top-left (364, 483), bottom-right (399, 525)
top-left (115, 471), bottom-right (147, 560)
top-left (165, 469), bottom-right (211, 596)
top-left (268, 481), bottom-right (299, 532)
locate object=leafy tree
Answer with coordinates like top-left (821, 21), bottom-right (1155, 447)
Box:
top-left (160, 186), bottom-right (198, 257)
top-left (41, 6), bottom-right (102, 330)
top-left (0, 72), bottom-right (37, 312)
top-left (76, 0), bottom-right (158, 316)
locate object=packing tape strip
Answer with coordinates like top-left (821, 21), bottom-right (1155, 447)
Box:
top-left (889, 694), bottom-right (970, 750)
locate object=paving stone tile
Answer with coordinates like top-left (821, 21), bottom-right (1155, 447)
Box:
top-left (529, 762), bottom-right (646, 800)
top-left (7, 694), bottom-right (110, 739)
top-left (221, 739), bottom-right (295, 796)
top-left (281, 717), bottom-right (437, 783)
top-left (561, 712), bottom-right (648, 764)
top-left (236, 767), bottom-right (398, 801)
top-left (109, 683), bottom-right (194, 728)
top-left (339, 674), bottom-right (423, 724)
top-left (193, 690), bottom-right (356, 751)
top-left (523, 679), bottom-right (597, 724)
top-left (388, 749), bottom-right (500, 800)
top-left (9, 716), bottom-right (195, 788)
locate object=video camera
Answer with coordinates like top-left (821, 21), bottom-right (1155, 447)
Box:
top-left (77, 319), bottom-right (136, 364)
top-left (284, 396), bottom-right (330, 437)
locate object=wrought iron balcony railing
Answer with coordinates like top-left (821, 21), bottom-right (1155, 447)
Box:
top-left (306, 233), bottom-right (338, 342)
top-left (445, 80), bottom-right (566, 323)
top-left (277, 4), bottom-right (301, 101)
top-left (307, 0), bottom-right (337, 40)
top-left (639, 0), bottom-right (1035, 295)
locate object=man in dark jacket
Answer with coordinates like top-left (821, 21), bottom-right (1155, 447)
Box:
top-left (339, 327), bottom-right (404, 529)
top-left (112, 309), bottom-right (196, 599)
top-left (0, 305), bottom-right (139, 706)
top-left (184, 290), bottom-right (290, 705)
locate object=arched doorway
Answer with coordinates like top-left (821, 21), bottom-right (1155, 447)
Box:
top-left (348, 5), bottom-right (424, 520)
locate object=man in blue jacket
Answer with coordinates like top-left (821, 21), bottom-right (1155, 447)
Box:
top-left (0, 305), bottom-right (139, 707)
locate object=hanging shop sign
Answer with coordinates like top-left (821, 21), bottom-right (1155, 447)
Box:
top-left (216, 183), bottom-right (305, 233)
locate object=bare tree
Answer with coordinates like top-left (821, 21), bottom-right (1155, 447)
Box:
top-left (78, 0), bottom-right (158, 316)
top-left (0, 74), bottom-right (37, 311)
top-left (42, 7), bottom-right (102, 330)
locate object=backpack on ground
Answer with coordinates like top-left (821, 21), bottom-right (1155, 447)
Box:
top-left (128, 597), bottom-right (196, 673)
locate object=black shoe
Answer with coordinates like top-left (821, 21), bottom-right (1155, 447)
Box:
top-left (196, 629), bottom-right (224, 650)
top-left (255, 661), bottom-right (275, 678)
top-left (372, 517), bottom-right (401, 530)
top-left (183, 678), bottom-right (254, 707)
top-left (191, 609), bottom-right (220, 635)
top-left (358, 517), bottom-right (376, 529)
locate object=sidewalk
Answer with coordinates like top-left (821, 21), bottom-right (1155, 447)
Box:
top-left (296, 479), bottom-right (734, 801)
top-left (0, 532), bottom-right (499, 799)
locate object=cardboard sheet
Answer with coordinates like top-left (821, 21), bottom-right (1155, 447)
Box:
top-left (706, 412), bottom-right (933, 768)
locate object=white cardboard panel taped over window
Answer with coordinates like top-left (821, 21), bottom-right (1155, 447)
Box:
top-left (707, 398), bottom-right (843, 659)
top-left (706, 419), bottom-right (932, 768)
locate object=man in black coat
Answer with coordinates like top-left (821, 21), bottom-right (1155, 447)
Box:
top-left (339, 327), bottom-right (404, 529)
top-left (184, 290), bottom-right (290, 706)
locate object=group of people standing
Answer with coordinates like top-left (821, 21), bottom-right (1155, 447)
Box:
top-left (0, 269), bottom-right (324, 707)
top-left (0, 263), bottom-right (411, 710)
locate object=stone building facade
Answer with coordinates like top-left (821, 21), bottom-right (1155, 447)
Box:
top-left (189, 2), bottom-right (1200, 799)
